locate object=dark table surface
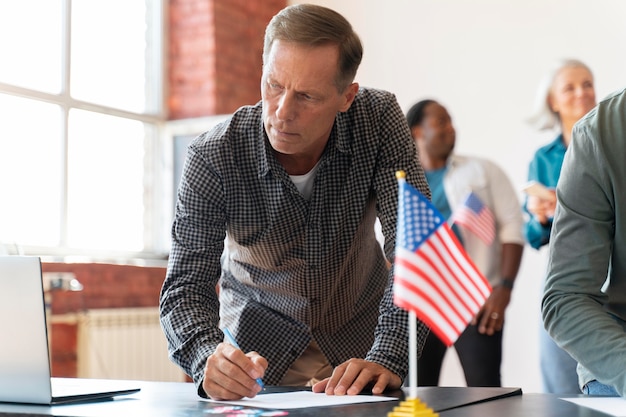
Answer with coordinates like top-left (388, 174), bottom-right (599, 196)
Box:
top-left (0, 380), bottom-right (617, 417)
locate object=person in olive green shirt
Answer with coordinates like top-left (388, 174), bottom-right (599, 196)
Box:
top-left (542, 86), bottom-right (626, 396)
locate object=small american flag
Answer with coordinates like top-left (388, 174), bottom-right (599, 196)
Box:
top-left (450, 192), bottom-right (495, 245)
top-left (393, 177), bottom-right (491, 347)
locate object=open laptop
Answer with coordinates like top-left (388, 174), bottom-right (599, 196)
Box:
top-left (0, 255), bottom-right (140, 404)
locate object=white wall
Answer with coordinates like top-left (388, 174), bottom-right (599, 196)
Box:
top-left (292, 0), bottom-right (626, 393)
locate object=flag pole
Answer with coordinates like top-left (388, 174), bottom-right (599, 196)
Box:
top-left (409, 310), bottom-right (417, 399)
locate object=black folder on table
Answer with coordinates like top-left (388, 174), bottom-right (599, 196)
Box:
top-left (409, 386), bottom-right (522, 412)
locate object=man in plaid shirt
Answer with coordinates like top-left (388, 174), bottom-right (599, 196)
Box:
top-left (160, 3), bottom-right (430, 401)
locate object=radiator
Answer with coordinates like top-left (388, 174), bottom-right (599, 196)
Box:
top-left (77, 307), bottom-right (187, 382)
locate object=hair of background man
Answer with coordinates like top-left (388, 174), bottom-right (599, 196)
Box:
top-left (405, 99), bottom-right (438, 129)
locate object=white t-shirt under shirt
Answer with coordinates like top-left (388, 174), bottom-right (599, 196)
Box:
top-left (290, 161), bottom-right (320, 201)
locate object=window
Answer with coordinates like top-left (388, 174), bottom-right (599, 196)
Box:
top-left (0, 0), bottom-right (166, 259)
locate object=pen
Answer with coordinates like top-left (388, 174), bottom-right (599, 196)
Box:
top-left (222, 327), bottom-right (265, 389)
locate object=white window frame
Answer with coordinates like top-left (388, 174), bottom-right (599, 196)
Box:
top-left (0, 0), bottom-right (169, 262)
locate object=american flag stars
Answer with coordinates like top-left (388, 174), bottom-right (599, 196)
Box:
top-left (400, 189), bottom-right (444, 251)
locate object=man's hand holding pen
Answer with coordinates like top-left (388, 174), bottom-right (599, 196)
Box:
top-left (203, 340), bottom-right (267, 401)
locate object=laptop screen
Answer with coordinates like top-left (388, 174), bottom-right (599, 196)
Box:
top-left (0, 256), bottom-right (54, 404)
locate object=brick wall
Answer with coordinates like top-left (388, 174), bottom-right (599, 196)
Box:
top-left (168, 0), bottom-right (286, 119)
top-left (43, 262), bottom-right (166, 377)
top-left (44, 263), bottom-right (165, 315)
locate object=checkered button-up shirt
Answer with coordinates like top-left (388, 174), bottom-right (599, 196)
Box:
top-left (160, 87), bottom-right (430, 392)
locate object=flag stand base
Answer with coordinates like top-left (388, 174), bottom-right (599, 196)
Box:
top-left (387, 397), bottom-right (438, 417)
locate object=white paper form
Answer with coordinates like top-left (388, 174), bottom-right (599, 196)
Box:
top-left (562, 397), bottom-right (626, 416)
top-left (204, 391), bottom-right (397, 409)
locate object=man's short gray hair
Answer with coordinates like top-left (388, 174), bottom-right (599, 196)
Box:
top-left (263, 4), bottom-right (363, 92)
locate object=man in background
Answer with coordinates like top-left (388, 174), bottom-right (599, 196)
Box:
top-left (407, 99), bottom-right (524, 387)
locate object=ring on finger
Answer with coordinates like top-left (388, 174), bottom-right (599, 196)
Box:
top-left (490, 312), bottom-right (499, 320)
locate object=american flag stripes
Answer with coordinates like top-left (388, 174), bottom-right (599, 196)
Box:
top-left (450, 192), bottom-right (495, 245)
top-left (393, 175), bottom-right (491, 347)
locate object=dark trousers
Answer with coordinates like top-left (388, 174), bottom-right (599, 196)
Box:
top-left (417, 324), bottom-right (502, 387)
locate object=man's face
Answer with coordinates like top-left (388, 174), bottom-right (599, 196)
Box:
top-left (418, 102), bottom-right (456, 161)
top-left (261, 40), bottom-right (357, 162)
